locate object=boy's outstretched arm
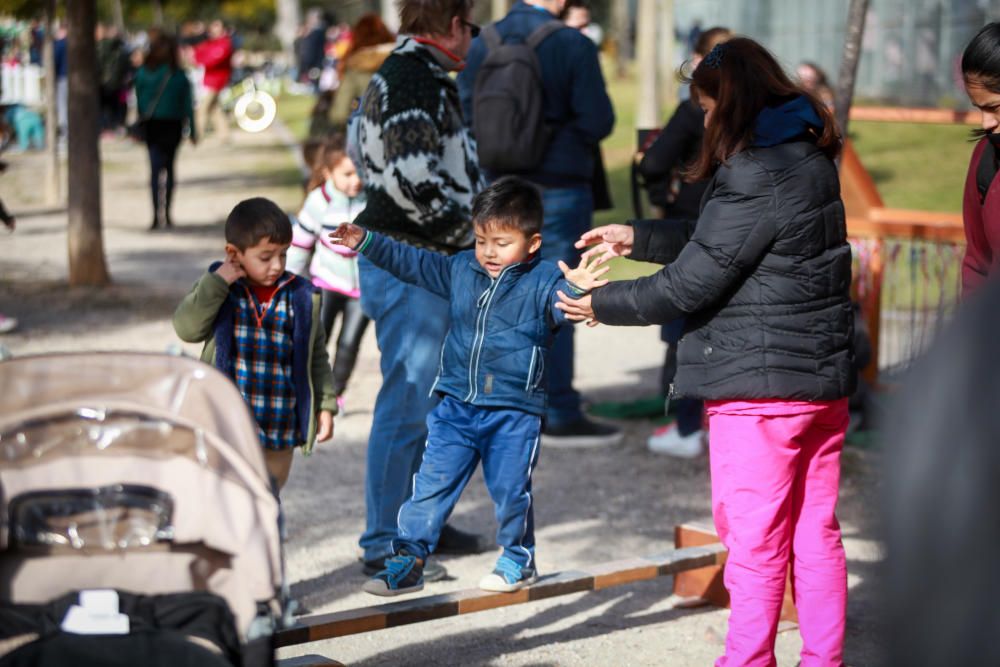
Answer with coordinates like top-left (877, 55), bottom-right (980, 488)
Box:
top-left (330, 224), bottom-right (453, 299)
top-left (173, 259), bottom-right (243, 342)
top-left (548, 254), bottom-right (611, 328)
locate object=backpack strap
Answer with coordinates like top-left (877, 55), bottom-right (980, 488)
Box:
top-left (482, 23), bottom-right (503, 51)
top-left (525, 20), bottom-right (566, 49)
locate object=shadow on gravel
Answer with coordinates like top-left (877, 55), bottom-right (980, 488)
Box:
top-left (843, 556), bottom-right (887, 667)
top-left (582, 364), bottom-right (663, 405)
top-left (349, 581), bottom-right (717, 667)
top-left (100, 221), bottom-right (227, 237)
top-left (0, 280), bottom-right (184, 336)
top-left (6, 206), bottom-right (67, 219)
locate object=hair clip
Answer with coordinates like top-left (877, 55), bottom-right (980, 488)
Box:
top-left (704, 43), bottom-right (729, 69)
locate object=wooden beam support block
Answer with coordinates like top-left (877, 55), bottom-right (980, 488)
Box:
top-left (673, 523), bottom-right (797, 624)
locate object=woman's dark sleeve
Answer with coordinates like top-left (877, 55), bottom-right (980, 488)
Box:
top-left (593, 162), bottom-right (776, 327)
top-left (629, 218), bottom-right (694, 265)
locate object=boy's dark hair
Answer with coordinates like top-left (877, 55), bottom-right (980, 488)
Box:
top-left (471, 176), bottom-right (543, 236)
top-left (225, 197), bottom-right (292, 250)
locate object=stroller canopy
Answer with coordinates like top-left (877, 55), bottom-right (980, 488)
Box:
top-left (0, 352), bottom-right (283, 639)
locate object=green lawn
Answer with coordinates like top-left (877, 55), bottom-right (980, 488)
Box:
top-left (276, 92), bottom-right (315, 141)
top-left (849, 120), bottom-right (973, 213)
top-left (276, 66), bottom-right (975, 284)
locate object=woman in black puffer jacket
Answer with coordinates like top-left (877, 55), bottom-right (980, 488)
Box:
top-left (557, 37), bottom-right (854, 666)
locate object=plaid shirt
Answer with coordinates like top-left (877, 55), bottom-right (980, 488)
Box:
top-left (233, 276), bottom-right (300, 450)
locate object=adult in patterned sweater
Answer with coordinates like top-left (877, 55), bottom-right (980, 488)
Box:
top-left (354, 0), bottom-right (490, 579)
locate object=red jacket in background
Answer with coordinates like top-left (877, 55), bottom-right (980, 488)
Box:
top-left (194, 35), bottom-right (233, 92)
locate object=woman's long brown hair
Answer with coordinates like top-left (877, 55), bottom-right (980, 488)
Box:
top-left (339, 14), bottom-right (395, 73)
top-left (684, 37), bottom-right (841, 181)
top-left (144, 31), bottom-right (179, 71)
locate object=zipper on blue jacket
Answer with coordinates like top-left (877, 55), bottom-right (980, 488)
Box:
top-left (466, 266), bottom-right (513, 402)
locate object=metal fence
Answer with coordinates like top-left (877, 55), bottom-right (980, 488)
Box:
top-left (850, 235), bottom-right (963, 378)
top-left (674, 0), bottom-right (1000, 108)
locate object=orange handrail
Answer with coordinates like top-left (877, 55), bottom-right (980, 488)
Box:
top-left (849, 106), bottom-right (979, 125)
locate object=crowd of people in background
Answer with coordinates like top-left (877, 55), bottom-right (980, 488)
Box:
top-left (7, 4), bottom-right (1000, 665)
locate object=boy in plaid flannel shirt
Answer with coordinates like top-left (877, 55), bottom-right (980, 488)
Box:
top-left (173, 197), bottom-right (338, 491)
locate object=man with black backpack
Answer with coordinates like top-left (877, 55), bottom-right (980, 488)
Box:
top-left (458, 0), bottom-right (619, 448)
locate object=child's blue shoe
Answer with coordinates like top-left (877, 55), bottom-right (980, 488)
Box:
top-left (362, 551), bottom-right (424, 597)
top-left (478, 555), bottom-right (537, 592)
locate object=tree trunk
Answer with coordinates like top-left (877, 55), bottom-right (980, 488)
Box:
top-left (834, 0), bottom-right (870, 139)
top-left (381, 0), bottom-right (400, 34)
top-left (151, 0), bottom-right (164, 26)
top-left (657, 0), bottom-right (676, 117)
top-left (43, 0), bottom-right (60, 206)
top-left (274, 0), bottom-right (300, 67)
top-left (491, 0), bottom-right (507, 21)
top-left (110, 0), bottom-right (125, 32)
top-left (611, 0), bottom-right (631, 78)
top-left (66, 0), bottom-right (109, 287)
top-left (635, 0), bottom-right (659, 128)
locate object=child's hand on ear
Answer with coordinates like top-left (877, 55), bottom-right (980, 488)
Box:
top-left (558, 253), bottom-right (611, 293)
top-left (216, 252), bottom-right (246, 284)
top-left (328, 223), bottom-right (365, 250)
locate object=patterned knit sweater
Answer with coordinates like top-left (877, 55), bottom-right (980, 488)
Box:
top-left (354, 36), bottom-right (484, 254)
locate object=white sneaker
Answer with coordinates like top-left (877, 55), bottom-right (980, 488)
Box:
top-left (647, 423), bottom-right (703, 458)
top-left (0, 315), bottom-right (18, 334)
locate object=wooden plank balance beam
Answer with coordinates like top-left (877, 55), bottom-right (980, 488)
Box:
top-left (276, 542), bottom-right (728, 649)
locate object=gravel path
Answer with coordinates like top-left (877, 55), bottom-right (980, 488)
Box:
top-left (0, 126), bottom-right (884, 666)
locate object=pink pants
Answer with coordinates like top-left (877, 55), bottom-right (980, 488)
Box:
top-left (706, 399), bottom-right (848, 667)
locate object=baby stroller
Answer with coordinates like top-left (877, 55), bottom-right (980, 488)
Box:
top-left (0, 352), bottom-right (286, 666)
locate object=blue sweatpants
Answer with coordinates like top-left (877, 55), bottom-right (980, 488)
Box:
top-left (394, 395), bottom-right (542, 569)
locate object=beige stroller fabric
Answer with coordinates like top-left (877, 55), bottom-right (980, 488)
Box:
top-left (0, 352), bottom-right (283, 639)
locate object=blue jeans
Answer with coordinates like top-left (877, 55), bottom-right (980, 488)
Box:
top-left (395, 395), bottom-right (542, 568)
top-left (358, 256), bottom-right (450, 561)
top-left (539, 186), bottom-right (594, 426)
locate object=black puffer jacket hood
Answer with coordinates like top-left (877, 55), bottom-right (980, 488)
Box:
top-left (592, 138), bottom-right (855, 401)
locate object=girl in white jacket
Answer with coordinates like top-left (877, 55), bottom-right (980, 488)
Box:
top-left (288, 134), bottom-right (369, 407)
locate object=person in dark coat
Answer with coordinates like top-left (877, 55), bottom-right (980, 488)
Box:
top-left (556, 38), bottom-right (855, 666)
top-left (883, 273), bottom-right (1000, 667)
top-left (135, 32), bottom-right (196, 229)
top-left (637, 27), bottom-right (731, 220)
top-left (637, 25), bottom-right (730, 458)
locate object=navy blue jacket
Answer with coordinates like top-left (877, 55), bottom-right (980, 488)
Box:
top-left (359, 231), bottom-right (575, 415)
top-left (457, 1), bottom-right (615, 187)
